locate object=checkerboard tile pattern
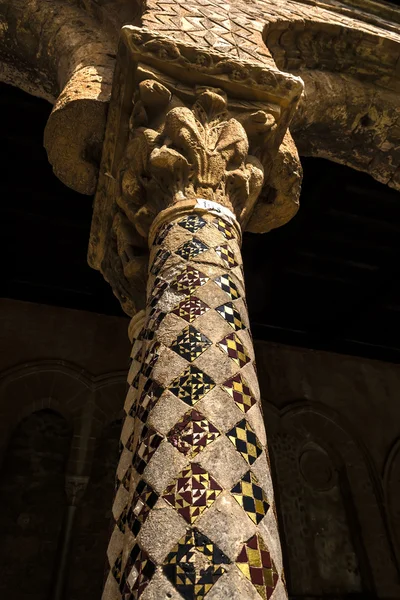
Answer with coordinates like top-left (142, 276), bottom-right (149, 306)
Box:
top-left (215, 243), bottom-right (238, 268)
top-left (214, 273), bottom-right (240, 299)
top-left (227, 418), bottom-right (263, 465)
top-left (217, 332), bottom-right (251, 367)
top-left (215, 301), bottom-right (246, 331)
top-left (212, 217), bottom-right (235, 240)
top-left (231, 471), bottom-right (270, 525)
top-left (236, 534), bottom-right (279, 599)
top-left (103, 209), bottom-right (283, 600)
top-left (222, 373), bottom-right (256, 413)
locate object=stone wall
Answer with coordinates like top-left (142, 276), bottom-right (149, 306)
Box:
top-left (0, 298), bottom-right (399, 598)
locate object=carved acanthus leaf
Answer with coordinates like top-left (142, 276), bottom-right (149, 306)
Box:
top-left (116, 81), bottom-right (265, 240)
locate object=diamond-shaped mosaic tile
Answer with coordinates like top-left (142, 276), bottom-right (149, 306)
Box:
top-left (172, 296), bottom-right (210, 323)
top-left (227, 419), bottom-right (263, 465)
top-left (176, 238), bottom-right (209, 260)
top-left (121, 464), bottom-right (133, 492)
top-left (214, 273), bottom-right (240, 299)
top-left (121, 543), bottom-right (156, 599)
top-left (178, 214), bottom-right (207, 233)
top-left (162, 463), bottom-right (222, 524)
top-left (134, 380), bottom-right (164, 423)
top-left (171, 266), bottom-right (209, 295)
top-left (168, 409), bottom-right (220, 458)
top-left (236, 534), bottom-right (279, 600)
top-left (163, 528), bottom-right (230, 600)
top-left (231, 471), bottom-right (269, 525)
top-left (141, 341), bottom-right (161, 378)
top-left (154, 222), bottom-right (173, 246)
top-left (170, 325), bottom-right (212, 362)
top-left (149, 277), bottom-right (168, 307)
top-left (117, 504), bottom-right (129, 533)
top-left (217, 332), bottom-right (251, 368)
top-left (132, 425), bottom-right (163, 474)
top-left (143, 307), bottom-right (166, 340)
top-left (127, 479), bottom-right (158, 537)
top-left (168, 365), bottom-right (215, 406)
top-left (215, 301), bottom-right (246, 331)
top-left (150, 248), bottom-right (171, 275)
top-left (215, 244), bottom-right (238, 268)
top-left (112, 551), bottom-right (123, 585)
top-left (212, 217), bottom-right (235, 240)
top-left (222, 373), bottom-right (256, 413)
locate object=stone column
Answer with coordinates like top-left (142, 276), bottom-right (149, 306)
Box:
top-left (89, 26), bottom-right (303, 600)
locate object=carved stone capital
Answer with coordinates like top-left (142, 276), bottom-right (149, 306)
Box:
top-left (89, 27), bottom-right (303, 314)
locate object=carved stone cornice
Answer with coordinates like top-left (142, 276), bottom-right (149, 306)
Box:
top-left (89, 26), bottom-right (303, 315)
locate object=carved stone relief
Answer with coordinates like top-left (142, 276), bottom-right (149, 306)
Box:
top-left (89, 26), bottom-right (303, 315)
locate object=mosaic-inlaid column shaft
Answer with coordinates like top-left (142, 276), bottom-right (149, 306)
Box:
top-left (103, 203), bottom-right (287, 600)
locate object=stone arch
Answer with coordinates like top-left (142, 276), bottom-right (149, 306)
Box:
top-left (262, 399), bottom-right (400, 598)
top-left (263, 17), bottom-right (400, 190)
top-left (0, 360), bottom-right (127, 469)
top-left (383, 437), bottom-right (400, 567)
top-left (0, 0), bottom-right (140, 195)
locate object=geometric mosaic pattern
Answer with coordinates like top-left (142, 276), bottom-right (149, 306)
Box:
top-left (172, 296), bottom-right (210, 323)
top-left (226, 418), bottom-right (263, 465)
top-left (134, 381), bottom-right (164, 423)
top-left (212, 217), bottom-right (235, 240)
top-left (121, 543), bottom-right (156, 599)
top-left (217, 332), bottom-right (251, 367)
top-left (150, 248), bottom-right (171, 275)
top-left (168, 365), bottom-right (215, 406)
top-left (176, 238), bottom-right (209, 260)
top-left (178, 214), bottom-right (207, 233)
top-left (104, 208), bottom-right (281, 600)
top-left (132, 425), bottom-right (163, 474)
top-left (168, 409), bottom-right (220, 458)
top-left (112, 552), bottom-right (123, 585)
top-left (215, 301), bottom-right (245, 330)
top-left (222, 373), bottom-right (256, 413)
top-left (154, 222), bottom-right (173, 246)
top-left (163, 528), bottom-right (230, 600)
top-left (236, 534), bottom-right (279, 600)
top-left (149, 277), bottom-right (168, 307)
top-left (162, 463), bottom-right (222, 524)
top-left (231, 471), bottom-right (269, 525)
top-left (170, 325), bottom-right (212, 362)
top-left (214, 273), bottom-right (240, 300)
top-left (127, 479), bottom-right (158, 537)
top-left (171, 266), bottom-right (209, 295)
top-left (143, 306), bottom-right (166, 340)
top-left (215, 244), bottom-right (238, 269)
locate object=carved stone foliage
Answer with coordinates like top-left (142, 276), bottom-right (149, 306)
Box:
top-left (89, 27), bottom-right (303, 314)
top-left (118, 82), bottom-right (266, 238)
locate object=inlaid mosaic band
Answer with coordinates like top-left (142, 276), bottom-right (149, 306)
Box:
top-left (102, 207), bottom-right (286, 600)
